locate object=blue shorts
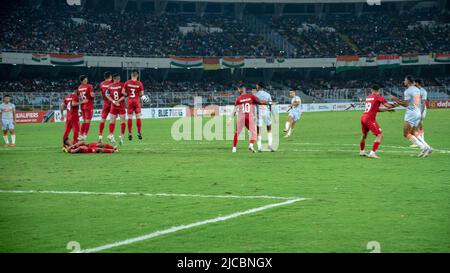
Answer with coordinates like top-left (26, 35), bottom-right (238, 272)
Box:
top-left (289, 110), bottom-right (302, 122)
top-left (2, 119), bottom-right (14, 131)
top-left (257, 109), bottom-right (271, 127)
top-left (404, 111), bottom-right (421, 128)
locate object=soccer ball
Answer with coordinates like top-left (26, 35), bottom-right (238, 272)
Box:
top-left (141, 94), bottom-right (149, 103)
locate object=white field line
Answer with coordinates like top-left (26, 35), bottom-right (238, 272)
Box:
top-left (80, 198), bottom-right (305, 253)
top-left (0, 189), bottom-right (298, 200)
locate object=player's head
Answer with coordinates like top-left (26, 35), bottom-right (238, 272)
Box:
top-left (415, 79), bottom-right (422, 87)
top-left (256, 82), bottom-right (265, 90)
top-left (79, 75), bottom-right (88, 84)
top-left (404, 75), bottom-right (414, 87)
top-left (113, 73), bottom-right (121, 83)
top-left (289, 88), bottom-right (296, 97)
top-left (104, 71), bottom-right (112, 80)
top-left (251, 88), bottom-right (257, 94)
top-left (237, 85), bottom-right (246, 94)
top-left (63, 137), bottom-right (73, 147)
top-left (3, 94), bottom-right (10, 103)
top-left (131, 69), bottom-right (139, 79)
top-left (371, 85), bottom-right (380, 94)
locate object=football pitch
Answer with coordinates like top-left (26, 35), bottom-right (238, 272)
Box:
top-left (0, 110), bottom-right (449, 253)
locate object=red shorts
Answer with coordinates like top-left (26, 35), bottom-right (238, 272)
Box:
top-left (101, 102), bottom-right (111, 120)
top-left (110, 105), bottom-right (126, 116)
top-left (127, 100), bottom-right (141, 115)
top-left (361, 118), bottom-right (382, 136)
top-left (81, 108), bottom-right (93, 120)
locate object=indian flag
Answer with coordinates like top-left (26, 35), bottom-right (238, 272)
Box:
top-left (222, 57), bottom-right (245, 68)
top-left (203, 57), bottom-right (220, 70)
top-left (170, 56), bottom-right (203, 68)
top-left (401, 54), bottom-right (419, 64)
top-left (434, 53), bottom-right (450, 63)
top-left (366, 56), bottom-right (376, 63)
top-left (376, 55), bottom-right (400, 68)
top-left (32, 53), bottom-right (48, 62)
top-left (50, 54), bottom-right (84, 66)
top-left (336, 55), bottom-right (360, 72)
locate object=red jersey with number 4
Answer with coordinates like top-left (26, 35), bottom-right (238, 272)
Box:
top-left (108, 82), bottom-right (125, 108)
top-left (63, 93), bottom-right (79, 119)
top-left (123, 80), bottom-right (144, 102)
top-left (77, 83), bottom-right (94, 110)
top-left (361, 93), bottom-right (387, 121)
top-left (99, 80), bottom-right (113, 104)
top-left (235, 94), bottom-right (259, 117)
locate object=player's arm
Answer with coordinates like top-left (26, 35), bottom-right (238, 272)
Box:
top-left (89, 85), bottom-right (94, 99)
top-left (105, 91), bottom-right (115, 104)
top-left (389, 96), bottom-right (408, 107)
top-left (12, 105), bottom-right (16, 124)
top-left (121, 87), bottom-right (127, 97)
top-left (60, 101), bottom-right (66, 120)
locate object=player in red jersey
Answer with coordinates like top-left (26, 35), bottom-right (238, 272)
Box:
top-left (231, 86), bottom-right (270, 153)
top-left (123, 69), bottom-right (144, 141)
top-left (60, 89), bottom-right (87, 144)
top-left (360, 85), bottom-right (396, 158)
top-left (98, 71), bottom-right (113, 143)
top-left (63, 139), bottom-right (118, 154)
top-left (77, 75), bottom-right (95, 141)
top-left (105, 73), bottom-right (126, 145)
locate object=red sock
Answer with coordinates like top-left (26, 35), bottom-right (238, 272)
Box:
top-left (360, 141), bottom-right (365, 151)
top-left (102, 149), bottom-right (114, 153)
top-left (80, 123), bottom-right (85, 135)
top-left (103, 144), bottom-right (114, 149)
top-left (371, 142), bottom-right (381, 153)
top-left (137, 118), bottom-right (142, 134)
top-left (127, 119), bottom-right (133, 134)
top-left (120, 123), bottom-right (126, 135)
top-left (233, 132), bottom-right (238, 147)
top-left (109, 123), bottom-right (115, 134)
top-left (84, 123), bottom-right (91, 135)
top-left (99, 122), bottom-right (105, 135)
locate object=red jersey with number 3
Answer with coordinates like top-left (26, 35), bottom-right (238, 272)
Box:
top-left (123, 80), bottom-right (144, 102)
top-left (77, 83), bottom-right (94, 110)
top-left (361, 93), bottom-right (387, 121)
top-left (235, 93), bottom-right (259, 118)
top-left (63, 93), bottom-right (79, 119)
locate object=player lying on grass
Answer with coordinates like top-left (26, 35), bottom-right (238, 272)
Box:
top-left (360, 85), bottom-right (396, 159)
top-left (284, 88), bottom-right (302, 138)
top-left (63, 138), bottom-right (118, 154)
top-left (390, 75), bottom-right (433, 158)
top-left (230, 86), bottom-right (273, 153)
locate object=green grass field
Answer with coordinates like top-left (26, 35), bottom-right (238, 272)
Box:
top-left (0, 109), bottom-right (449, 253)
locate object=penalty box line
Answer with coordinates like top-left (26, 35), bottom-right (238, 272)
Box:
top-left (0, 189), bottom-right (300, 201)
top-left (80, 197), bottom-right (306, 253)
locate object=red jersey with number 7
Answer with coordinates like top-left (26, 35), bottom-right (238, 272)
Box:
top-left (361, 93), bottom-right (387, 121)
top-left (235, 93), bottom-right (259, 118)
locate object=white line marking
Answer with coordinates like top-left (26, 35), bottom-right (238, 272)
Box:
top-left (80, 198), bottom-right (305, 253)
top-left (0, 189), bottom-right (298, 200)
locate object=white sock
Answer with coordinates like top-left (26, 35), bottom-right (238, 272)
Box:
top-left (409, 136), bottom-right (426, 150)
top-left (249, 143), bottom-right (254, 149)
top-left (11, 135), bottom-right (15, 144)
top-left (417, 135), bottom-right (430, 149)
top-left (285, 121), bottom-right (290, 131)
top-left (369, 151), bottom-right (376, 156)
top-left (268, 132), bottom-right (272, 148)
top-left (3, 135), bottom-right (9, 144)
top-left (257, 136), bottom-right (262, 150)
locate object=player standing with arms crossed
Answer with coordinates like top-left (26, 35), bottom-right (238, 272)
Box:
top-left (254, 82), bottom-right (274, 152)
top-left (98, 71), bottom-right (113, 143)
top-left (106, 74), bottom-right (126, 145)
top-left (77, 75), bottom-right (94, 141)
top-left (0, 95), bottom-right (16, 147)
top-left (123, 69), bottom-right (144, 141)
top-left (284, 88), bottom-right (302, 138)
top-left (359, 85), bottom-right (395, 159)
top-left (390, 75), bottom-right (433, 157)
top-left (61, 89), bottom-right (87, 145)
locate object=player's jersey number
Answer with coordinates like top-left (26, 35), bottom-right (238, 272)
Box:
top-left (243, 103), bottom-right (251, 113)
top-left (129, 88), bottom-right (136, 98)
top-left (113, 91), bottom-right (120, 100)
top-left (364, 102), bottom-right (372, 113)
top-left (67, 101), bottom-right (72, 111)
top-left (79, 91), bottom-right (87, 101)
